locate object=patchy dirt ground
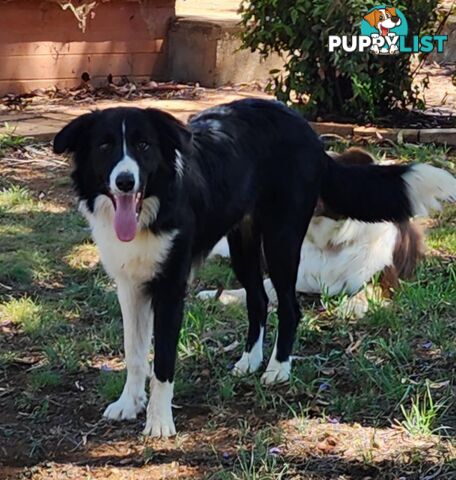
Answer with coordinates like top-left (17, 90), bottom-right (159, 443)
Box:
top-left (0, 140), bottom-right (455, 479)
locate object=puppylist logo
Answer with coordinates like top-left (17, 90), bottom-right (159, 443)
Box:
top-left (329, 6), bottom-right (447, 55)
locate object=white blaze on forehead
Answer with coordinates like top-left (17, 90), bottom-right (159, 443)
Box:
top-left (109, 120), bottom-right (140, 193)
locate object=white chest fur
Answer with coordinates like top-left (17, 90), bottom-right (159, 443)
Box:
top-left (80, 196), bottom-right (176, 284)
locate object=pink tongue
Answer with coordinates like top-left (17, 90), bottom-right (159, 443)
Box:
top-left (114, 195), bottom-right (137, 242)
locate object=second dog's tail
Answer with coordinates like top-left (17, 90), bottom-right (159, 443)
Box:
top-left (320, 154), bottom-right (456, 222)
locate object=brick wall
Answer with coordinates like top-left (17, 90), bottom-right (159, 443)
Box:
top-left (0, 0), bottom-right (175, 94)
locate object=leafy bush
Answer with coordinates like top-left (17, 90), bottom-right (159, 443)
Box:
top-left (240, 0), bottom-right (440, 120)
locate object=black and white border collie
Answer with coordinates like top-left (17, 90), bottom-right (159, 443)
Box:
top-left (53, 99), bottom-right (456, 437)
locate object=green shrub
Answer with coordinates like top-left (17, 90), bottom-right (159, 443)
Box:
top-left (240, 0), bottom-right (440, 120)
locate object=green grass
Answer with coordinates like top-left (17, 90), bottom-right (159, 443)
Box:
top-left (98, 369), bottom-right (127, 402)
top-left (28, 368), bottom-right (62, 392)
top-left (227, 428), bottom-right (289, 480)
top-left (195, 256), bottom-right (238, 290)
top-left (0, 127), bottom-right (29, 155)
top-left (400, 383), bottom-right (446, 437)
top-left (0, 350), bottom-right (17, 368)
top-left (1, 142), bottom-right (455, 477)
top-left (0, 296), bottom-right (53, 336)
top-left (0, 185), bottom-right (34, 211)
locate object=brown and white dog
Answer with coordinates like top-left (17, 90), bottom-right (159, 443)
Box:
top-left (363, 7), bottom-right (402, 54)
top-left (198, 149), bottom-right (437, 319)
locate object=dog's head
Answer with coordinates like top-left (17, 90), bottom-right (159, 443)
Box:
top-left (364, 7), bottom-right (401, 35)
top-left (53, 107), bottom-right (191, 241)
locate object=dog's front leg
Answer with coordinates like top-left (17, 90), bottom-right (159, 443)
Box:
top-left (143, 245), bottom-right (191, 437)
top-left (103, 280), bottom-right (152, 420)
top-left (143, 284), bottom-right (186, 437)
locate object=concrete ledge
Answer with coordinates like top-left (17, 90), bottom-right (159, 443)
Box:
top-left (310, 122), bottom-right (354, 137)
top-left (2, 110), bottom-right (456, 147)
top-left (168, 16), bottom-right (283, 87)
top-left (312, 123), bottom-right (456, 147)
top-left (419, 128), bottom-right (456, 146)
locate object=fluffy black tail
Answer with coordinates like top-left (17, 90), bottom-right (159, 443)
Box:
top-left (320, 154), bottom-right (456, 222)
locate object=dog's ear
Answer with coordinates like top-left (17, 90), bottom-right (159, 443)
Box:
top-left (145, 108), bottom-right (191, 161)
top-left (386, 7), bottom-right (397, 17)
top-left (364, 9), bottom-right (380, 27)
top-left (53, 112), bottom-right (97, 154)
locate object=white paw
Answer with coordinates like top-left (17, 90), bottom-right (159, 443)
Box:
top-left (232, 351), bottom-right (263, 376)
top-left (103, 390), bottom-right (147, 420)
top-left (197, 289), bottom-right (245, 305)
top-left (334, 292), bottom-right (369, 319)
top-left (232, 327), bottom-right (264, 376)
top-left (143, 408), bottom-right (176, 438)
top-left (143, 377), bottom-right (176, 438)
top-left (261, 357), bottom-right (291, 385)
top-left (196, 289), bottom-right (218, 301)
top-left (218, 291), bottom-right (245, 305)
top-left (336, 298), bottom-right (368, 319)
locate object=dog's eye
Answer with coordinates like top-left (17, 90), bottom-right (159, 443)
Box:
top-left (379, 15), bottom-right (384, 20)
top-left (99, 142), bottom-right (113, 152)
top-left (137, 141), bottom-right (150, 151)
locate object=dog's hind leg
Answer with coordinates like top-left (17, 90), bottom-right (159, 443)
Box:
top-left (103, 280), bottom-right (152, 420)
top-left (260, 204), bottom-right (315, 385)
top-left (228, 218), bottom-right (268, 376)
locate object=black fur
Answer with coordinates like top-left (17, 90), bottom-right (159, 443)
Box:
top-left (321, 161), bottom-right (412, 222)
top-left (53, 98), bottom-right (414, 391)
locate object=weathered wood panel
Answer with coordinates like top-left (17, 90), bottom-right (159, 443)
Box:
top-left (0, 0), bottom-right (174, 94)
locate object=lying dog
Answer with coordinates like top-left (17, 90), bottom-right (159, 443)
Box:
top-left (53, 99), bottom-right (456, 437)
top-left (198, 148), bottom-right (427, 320)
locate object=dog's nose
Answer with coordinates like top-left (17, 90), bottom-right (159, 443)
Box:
top-left (391, 16), bottom-right (400, 23)
top-left (115, 172), bottom-right (135, 192)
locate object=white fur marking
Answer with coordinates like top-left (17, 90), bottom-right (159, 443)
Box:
top-left (138, 196), bottom-right (160, 230)
top-left (261, 340), bottom-right (291, 385)
top-left (80, 196), bottom-right (176, 284)
top-left (103, 280), bottom-right (153, 420)
top-left (232, 326), bottom-right (264, 376)
top-left (403, 164), bottom-right (456, 217)
top-left (208, 238), bottom-right (230, 258)
top-left (143, 376), bottom-right (176, 437)
top-left (175, 149), bottom-right (184, 179)
top-left (109, 121), bottom-right (140, 193)
top-left (103, 390), bottom-right (147, 420)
